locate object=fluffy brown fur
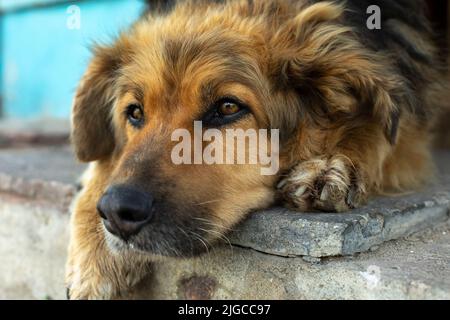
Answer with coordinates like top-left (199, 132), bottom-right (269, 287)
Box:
top-left (66, 0), bottom-right (448, 299)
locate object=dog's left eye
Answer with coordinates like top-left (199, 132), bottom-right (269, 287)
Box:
top-left (126, 104), bottom-right (144, 127)
top-left (202, 98), bottom-right (249, 126)
top-left (218, 101), bottom-right (241, 116)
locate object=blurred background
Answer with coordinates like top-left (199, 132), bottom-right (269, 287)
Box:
top-left (0, 0), bottom-right (147, 123)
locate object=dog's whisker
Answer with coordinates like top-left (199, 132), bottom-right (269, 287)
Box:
top-left (195, 199), bottom-right (221, 206)
top-left (176, 226), bottom-right (195, 256)
top-left (188, 230), bottom-right (210, 255)
top-left (198, 227), bottom-right (233, 250)
top-left (176, 226), bottom-right (190, 239)
top-left (193, 216), bottom-right (236, 232)
top-left (194, 217), bottom-right (234, 251)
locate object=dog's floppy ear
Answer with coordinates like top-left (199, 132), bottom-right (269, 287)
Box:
top-left (270, 2), bottom-right (401, 144)
top-left (71, 46), bottom-right (124, 162)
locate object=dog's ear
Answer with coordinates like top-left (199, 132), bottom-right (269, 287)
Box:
top-left (71, 46), bottom-right (124, 162)
top-left (269, 2), bottom-right (400, 144)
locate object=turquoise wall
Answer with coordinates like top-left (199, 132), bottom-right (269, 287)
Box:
top-left (0, 0), bottom-right (146, 119)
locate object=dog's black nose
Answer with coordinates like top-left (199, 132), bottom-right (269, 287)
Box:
top-left (97, 185), bottom-right (154, 240)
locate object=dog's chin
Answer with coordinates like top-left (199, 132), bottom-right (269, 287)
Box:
top-left (101, 223), bottom-right (211, 259)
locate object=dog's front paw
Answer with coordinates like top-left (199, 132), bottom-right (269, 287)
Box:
top-left (65, 241), bottom-right (151, 300)
top-left (65, 259), bottom-right (116, 300)
top-left (278, 156), bottom-right (367, 212)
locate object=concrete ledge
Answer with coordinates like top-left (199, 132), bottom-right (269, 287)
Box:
top-left (0, 193), bottom-right (69, 300)
top-left (0, 146), bottom-right (449, 299)
top-left (131, 224), bottom-right (450, 299)
top-left (0, 119), bottom-right (70, 148)
top-left (231, 193), bottom-right (450, 258)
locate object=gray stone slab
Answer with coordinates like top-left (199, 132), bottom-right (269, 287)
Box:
top-left (0, 146), bottom-right (85, 206)
top-left (131, 222), bottom-right (450, 300)
top-left (0, 193), bottom-right (69, 300)
top-left (0, 146), bottom-right (84, 185)
top-left (0, 119), bottom-right (70, 148)
top-left (231, 195), bottom-right (450, 258)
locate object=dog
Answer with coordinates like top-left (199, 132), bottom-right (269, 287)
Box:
top-left (66, 0), bottom-right (448, 299)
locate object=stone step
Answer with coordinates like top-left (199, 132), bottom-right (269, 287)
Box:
top-left (0, 146), bottom-right (449, 299)
top-left (0, 119), bottom-right (70, 148)
top-left (132, 223), bottom-right (450, 300)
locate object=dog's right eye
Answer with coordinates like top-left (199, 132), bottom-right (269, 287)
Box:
top-left (126, 104), bottom-right (145, 128)
top-left (202, 97), bottom-right (250, 127)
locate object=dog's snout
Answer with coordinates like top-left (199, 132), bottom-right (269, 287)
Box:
top-left (97, 185), bottom-right (154, 240)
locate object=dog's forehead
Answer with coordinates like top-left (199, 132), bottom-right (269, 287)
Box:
top-left (117, 32), bottom-right (263, 107)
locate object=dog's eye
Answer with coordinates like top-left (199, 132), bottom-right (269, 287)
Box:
top-left (126, 104), bottom-right (144, 127)
top-left (202, 98), bottom-right (249, 126)
top-left (218, 101), bottom-right (241, 116)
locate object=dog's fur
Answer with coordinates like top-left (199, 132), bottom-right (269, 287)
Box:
top-left (66, 0), bottom-right (449, 299)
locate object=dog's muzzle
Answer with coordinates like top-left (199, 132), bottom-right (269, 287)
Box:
top-left (97, 185), bottom-right (154, 241)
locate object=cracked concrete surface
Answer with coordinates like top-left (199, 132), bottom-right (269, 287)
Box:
top-left (131, 222), bottom-right (450, 300)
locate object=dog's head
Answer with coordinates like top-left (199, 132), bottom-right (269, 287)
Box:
top-left (72, 1), bottom-right (400, 257)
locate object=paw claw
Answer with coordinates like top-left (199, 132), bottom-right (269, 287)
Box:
top-left (277, 179), bottom-right (288, 190)
top-left (294, 185), bottom-right (308, 197)
top-left (319, 187), bottom-right (329, 201)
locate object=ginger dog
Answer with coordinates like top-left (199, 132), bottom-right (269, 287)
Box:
top-left (66, 0), bottom-right (448, 299)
